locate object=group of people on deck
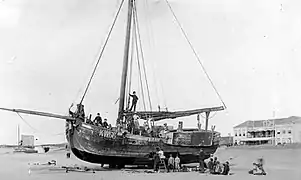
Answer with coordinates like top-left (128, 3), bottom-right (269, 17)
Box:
top-left (88, 113), bottom-right (110, 128)
top-left (69, 103), bottom-right (111, 129)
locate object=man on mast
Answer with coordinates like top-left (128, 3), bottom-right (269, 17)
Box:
top-left (129, 91), bottom-right (138, 112)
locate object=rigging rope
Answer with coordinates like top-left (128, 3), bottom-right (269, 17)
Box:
top-left (133, 1), bottom-right (153, 111)
top-left (133, 12), bottom-right (147, 111)
top-left (126, 21), bottom-right (136, 110)
top-left (164, 0), bottom-right (227, 109)
top-left (79, 0), bottom-right (125, 105)
top-left (144, 0), bottom-right (167, 109)
top-left (142, 0), bottom-right (158, 105)
top-left (16, 113), bottom-right (64, 136)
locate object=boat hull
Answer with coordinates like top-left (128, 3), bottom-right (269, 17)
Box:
top-left (66, 121), bottom-right (219, 166)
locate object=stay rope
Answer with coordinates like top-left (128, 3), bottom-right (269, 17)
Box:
top-left (142, 0), bottom-right (161, 108)
top-left (79, 0), bottom-right (125, 105)
top-left (16, 113), bottom-right (64, 136)
top-left (133, 1), bottom-right (152, 110)
top-left (133, 1), bottom-right (153, 111)
top-left (133, 13), bottom-right (147, 111)
top-left (164, 0), bottom-right (227, 109)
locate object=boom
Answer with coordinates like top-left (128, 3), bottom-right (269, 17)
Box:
top-left (0, 108), bottom-right (75, 121)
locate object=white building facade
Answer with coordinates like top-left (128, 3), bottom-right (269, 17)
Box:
top-left (233, 116), bottom-right (301, 145)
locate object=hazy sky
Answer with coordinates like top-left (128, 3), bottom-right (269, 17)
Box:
top-left (0, 0), bottom-right (300, 145)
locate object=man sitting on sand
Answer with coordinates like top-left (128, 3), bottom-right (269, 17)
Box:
top-left (248, 158), bottom-right (266, 175)
top-left (211, 161), bottom-right (223, 175)
top-left (207, 158), bottom-right (214, 173)
top-left (222, 161), bottom-right (230, 175)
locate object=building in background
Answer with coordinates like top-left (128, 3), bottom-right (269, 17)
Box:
top-left (21, 135), bottom-right (35, 147)
top-left (233, 116), bottom-right (301, 145)
top-left (219, 136), bottom-right (233, 147)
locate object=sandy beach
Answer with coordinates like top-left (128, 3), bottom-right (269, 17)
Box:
top-left (0, 146), bottom-right (300, 180)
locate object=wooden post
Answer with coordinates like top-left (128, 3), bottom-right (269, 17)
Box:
top-left (205, 111), bottom-right (210, 131)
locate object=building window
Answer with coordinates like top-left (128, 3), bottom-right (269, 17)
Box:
top-left (239, 134), bottom-right (241, 136)
top-left (235, 133), bottom-right (237, 137)
top-left (288, 130), bottom-right (292, 134)
top-left (277, 131), bottom-right (280, 134)
top-left (243, 133), bottom-right (245, 136)
top-left (282, 130), bottom-right (286, 134)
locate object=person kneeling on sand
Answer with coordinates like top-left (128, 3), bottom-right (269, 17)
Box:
top-left (207, 158), bottom-right (214, 173)
top-left (211, 161), bottom-right (223, 175)
top-left (248, 158), bottom-right (266, 175)
top-left (222, 161), bottom-right (230, 175)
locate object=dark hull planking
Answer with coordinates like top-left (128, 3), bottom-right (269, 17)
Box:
top-left (66, 121), bottom-right (219, 166)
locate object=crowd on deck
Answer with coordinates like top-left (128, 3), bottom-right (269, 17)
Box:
top-left (69, 91), bottom-right (141, 131)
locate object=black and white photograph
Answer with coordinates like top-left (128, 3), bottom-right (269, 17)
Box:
top-left (0, 0), bottom-right (300, 179)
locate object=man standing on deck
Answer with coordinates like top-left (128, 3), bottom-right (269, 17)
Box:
top-left (129, 91), bottom-right (138, 111)
top-left (94, 113), bottom-right (102, 126)
top-left (103, 119), bottom-right (108, 128)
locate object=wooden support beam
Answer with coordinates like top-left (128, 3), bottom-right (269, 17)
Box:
top-left (205, 111), bottom-right (210, 131)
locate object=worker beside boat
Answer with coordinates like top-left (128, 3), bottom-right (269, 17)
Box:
top-left (199, 149), bottom-right (205, 173)
top-left (153, 147), bottom-right (161, 172)
top-left (167, 154), bottom-right (175, 172)
top-left (174, 155), bottom-right (181, 172)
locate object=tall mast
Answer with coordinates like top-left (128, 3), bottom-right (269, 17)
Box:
top-left (118, 0), bottom-right (134, 123)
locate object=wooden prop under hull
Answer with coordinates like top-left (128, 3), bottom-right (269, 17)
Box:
top-left (66, 121), bottom-right (218, 166)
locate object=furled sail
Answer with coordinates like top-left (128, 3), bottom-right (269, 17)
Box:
top-left (124, 106), bottom-right (224, 121)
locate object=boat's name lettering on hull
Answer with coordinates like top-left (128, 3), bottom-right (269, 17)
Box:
top-left (99, 129), bottom-right (117, 139)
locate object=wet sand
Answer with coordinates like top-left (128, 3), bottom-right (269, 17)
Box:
top-left (0, 146), bottom-right (300, 180)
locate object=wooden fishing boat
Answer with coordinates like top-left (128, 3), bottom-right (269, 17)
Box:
top-left (0, 0), bottom-right (226, 168)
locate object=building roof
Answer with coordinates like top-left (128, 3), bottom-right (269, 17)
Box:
top-left (234, 116), bottom-right (301, 128)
